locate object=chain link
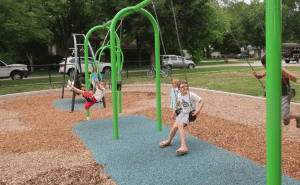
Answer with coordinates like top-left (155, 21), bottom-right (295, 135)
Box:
top-left (210, 0), bottom-right (266, 94)
top-left (250, 0), bottom-right (265, 35)
top-left (151, 0), bottom-right (166, 56)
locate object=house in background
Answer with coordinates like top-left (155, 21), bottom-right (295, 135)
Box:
top-left (248, 46), bottom-right (266, 58)
top-left (282, 43), bottom-right (300, 55)
top-left (48, 35), bottom-right (152, 62)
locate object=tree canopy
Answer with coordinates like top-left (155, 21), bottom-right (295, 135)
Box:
top-left (1, 0), bottom-right (299, 66)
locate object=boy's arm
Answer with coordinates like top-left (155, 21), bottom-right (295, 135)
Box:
top-left (173, 100), bottom-right (180, 111)
top-left (193, 99), bottom-right (204, 116)
top-left (96, 86), bottom-right (104, 91)
top-left (282, 68), bottom-right (297, 82)
top-left (252, 70), bottom-right (266, 79)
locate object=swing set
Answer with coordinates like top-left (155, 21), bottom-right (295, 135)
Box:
top-left (80, 0), bottom-right (284, 183)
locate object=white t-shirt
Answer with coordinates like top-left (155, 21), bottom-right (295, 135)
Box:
top-left (178, 92), bottom-right (201, 113)
top-left (94, 87), bottom-right (105, 102)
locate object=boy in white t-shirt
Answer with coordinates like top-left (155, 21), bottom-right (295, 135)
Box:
top-left (160, 81), bottom-right (204, 154)
top-left (70, 79), bottom-right (106, 110)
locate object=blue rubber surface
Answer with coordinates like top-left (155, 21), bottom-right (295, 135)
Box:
top-left (53, 98), bottom-right (103, 111)
top-left (73, 115), bottom-right (300, 185)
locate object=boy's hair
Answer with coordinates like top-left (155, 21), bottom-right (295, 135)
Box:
top-left (178, 80), bottom-right (188, 87)
top-left (261, 55), bottom-right (266, 66)
top-left (172, 78), bottom-right (179, 83)
top-left (98, 80), bottom-right (106, 88)
top-left (93, 67), bottom-right (97, 73)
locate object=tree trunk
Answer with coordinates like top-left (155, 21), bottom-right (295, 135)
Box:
top-left (26, 53), bottom-right (34, 72)
top-left (206, 46), bottom-right (211, 58)
top-left (149, 47), bottom-right (155, 67)
top-left (258, 47), bottom-right (262, 59)
top-left (143, 43), bottom-right (155, 67)
top-left (136, 34), bottom-right (142, 68)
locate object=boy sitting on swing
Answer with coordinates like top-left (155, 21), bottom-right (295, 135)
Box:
top-left (69, 79), bottom-right (106, 110)
top-left (252, 55), bottom-right (300, 128)
top-left (160, 80), bottom-right (205, 154)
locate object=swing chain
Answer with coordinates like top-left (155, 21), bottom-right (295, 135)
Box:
top-left (151, 0), bottom-right (166, 56)
top-left (170, 0), bottom-right (196, 119)
top-left (210, 0), bottom-right (266, 94)
top-left (249, 0), bottom-right (265, 35)
top-left (103, 18), bottom-right (124, 47)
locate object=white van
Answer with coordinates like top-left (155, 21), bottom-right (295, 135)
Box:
top-left (161, 55), bottom-right (196, 69)
top-left (59, 57), bottom-right (112, 76)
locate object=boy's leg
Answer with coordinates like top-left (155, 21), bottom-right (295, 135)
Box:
top-left (288, 114), bottom-right (300, 119)
top-left (71, 87), bottom-right (85, 95)
top-left (287, 114), bottom-right (300, 128)
top-left (177, 122), bottom-right (188, 151)
top-left (167, 123), bottom-right (179, 143)
top-left (160, 123), bottom-right (178, 146)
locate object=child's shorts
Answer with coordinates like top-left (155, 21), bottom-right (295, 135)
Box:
top-left (281, 95), bottom-right (290, 120)
top-left (175, 112), bottom-right (189, 126)
top-left (84, 92), bottom-right (97, 110)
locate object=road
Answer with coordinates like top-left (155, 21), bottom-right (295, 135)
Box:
top-left (2, 60), bottom-right (300, 81)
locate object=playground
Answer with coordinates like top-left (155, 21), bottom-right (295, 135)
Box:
top-left (0, 0), bottom-right (299, 183)
top-left (0, 85), bottom-right (300, 184)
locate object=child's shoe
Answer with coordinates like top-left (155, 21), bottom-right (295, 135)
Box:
top-left (67, 80), bottom-right (72, 90)
top-left (283, 119), bottom-right (290, 125)
top-left (296, 118), bottom-right (300, 128)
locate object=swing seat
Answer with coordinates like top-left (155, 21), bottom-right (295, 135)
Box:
top-left (109, 80), bottom-right (122, 91)
top-left (175, 108), bottom-right (182, 116)
top-left (189, 110), bottom-right (197, 122)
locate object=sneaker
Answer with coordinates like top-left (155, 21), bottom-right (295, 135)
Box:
top-left (296, 118), bottom-right (300, 128)
top-left (283, 119), bottom-right (290, 125)
top-left (67, 80), bottom-right (72, 90)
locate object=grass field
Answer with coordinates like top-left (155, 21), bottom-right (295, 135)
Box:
top-left (2, 65), bottom-right (300, 103)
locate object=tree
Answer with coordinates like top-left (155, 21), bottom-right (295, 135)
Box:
top-left (92, 0), bottom-right (226, 65)
top-left (41, 0), bottom-right (96, 59)
top-left (282, 0), bottom-right (300, 42)
top-left (0, 0), bottom-right (52, 70)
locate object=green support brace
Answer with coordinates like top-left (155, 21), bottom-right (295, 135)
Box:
top-left (110, 1), bottom-right (162, 139)
top-left (84, 0), bottom-right (162, 140)
top-left (266, 0), bottom-right (282, 184)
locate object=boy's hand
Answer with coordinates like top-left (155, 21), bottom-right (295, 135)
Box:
top-left (252, 71), bottom-right (257, 77)
top-left (192, 110), bottom-right (200, 116)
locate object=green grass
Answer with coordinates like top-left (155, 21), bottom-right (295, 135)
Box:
top-left (2, 65), bottom-right (300, 103)
top-left (197, 61), bottom-right (254, 66)
top-left (202, 58), bottom-right (259, 61)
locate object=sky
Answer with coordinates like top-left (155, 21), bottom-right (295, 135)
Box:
top-left (242, 0), bottom-right (264, 4)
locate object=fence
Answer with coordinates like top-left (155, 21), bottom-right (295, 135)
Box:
top-left (0, 60), bottom-right (156, 88)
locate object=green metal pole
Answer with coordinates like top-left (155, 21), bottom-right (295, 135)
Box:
top-left (84, 22), bottom-right (111, 120)
top-left (113, 32), bottom-right (122, 114)
top-left (266, 0), bottom-right (282, 184)
top-left (110, 4), bottom-right (161, 139)
top-left (138, 8), bottom-right (162, 131)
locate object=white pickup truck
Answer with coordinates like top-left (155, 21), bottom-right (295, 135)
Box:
top-left (0, 58), bottom-right (31, 80)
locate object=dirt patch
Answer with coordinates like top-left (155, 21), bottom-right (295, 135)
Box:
top-left (0, 85), bottom-right (299, 184)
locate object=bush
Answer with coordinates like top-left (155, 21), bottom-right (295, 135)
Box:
top-left (33, 54), bottom-right (63, 71)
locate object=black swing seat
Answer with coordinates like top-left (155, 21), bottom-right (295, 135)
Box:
top-left (109, 80), bottom-right (122, 91)
top-left (175, 108), bottom-right (197, 122)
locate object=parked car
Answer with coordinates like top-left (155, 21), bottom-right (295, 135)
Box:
top-left (222, 53), bottom-right (235, 58)
top-left (160, 55), bottom-right (196, 69)
top-left (282, 51), bottom-right (300, 63)
top-left (0, 58), bottom-right (31, 80)
top-left (235, 53), bottom-right (249, 59)
top-left (59, 57), bottom-right (112, 76)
